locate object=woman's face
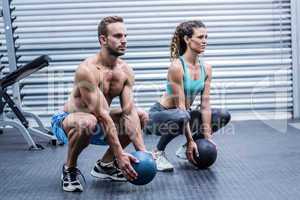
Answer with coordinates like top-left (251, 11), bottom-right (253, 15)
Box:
top-left (187, 27), bottom-right (208, 54)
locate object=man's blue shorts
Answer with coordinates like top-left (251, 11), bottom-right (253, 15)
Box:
top-left (51, 112), bottom-right (107, 145)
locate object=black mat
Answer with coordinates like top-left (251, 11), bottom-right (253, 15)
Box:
top-left (1, 120), bottom-right (300, 200)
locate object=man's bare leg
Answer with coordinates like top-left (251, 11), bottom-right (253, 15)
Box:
top-left (61, 112), bottom-right (98, 192)
top-left (63, 113), bottom-right (98, 168)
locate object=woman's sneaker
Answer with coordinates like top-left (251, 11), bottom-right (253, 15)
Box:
top-left (175, 145), bottom-right (187, 160)
top-left (154, 151), bottom-right (174, 172)
top-left (61, 165), bottom-right (85, 192)
top-left (91, 159), bottom-right (127, 181)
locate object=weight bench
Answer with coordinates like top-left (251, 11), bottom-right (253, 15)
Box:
top-left (0, 55), bottom-right (57, 150)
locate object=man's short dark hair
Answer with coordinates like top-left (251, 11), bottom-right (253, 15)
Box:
top-left (98, 16), bottom-right (124, 37)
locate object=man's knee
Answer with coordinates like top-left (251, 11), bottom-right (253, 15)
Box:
top-left (74, 115), bottom-right (98, 137)
top-left (137, 108), bottom-right (149, 128)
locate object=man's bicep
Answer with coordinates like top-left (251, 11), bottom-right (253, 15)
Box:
top-left (77, 79), bottom-right (110, 116)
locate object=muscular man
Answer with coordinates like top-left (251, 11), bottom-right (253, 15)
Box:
top-left (51, 16), bottom-right (149, 192)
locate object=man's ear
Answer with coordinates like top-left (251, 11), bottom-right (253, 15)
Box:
top-left (99, 35), bottom-right (107, 46)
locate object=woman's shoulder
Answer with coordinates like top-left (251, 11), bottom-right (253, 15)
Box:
top-left (169, 58), bottom-right (184, 72)
top-left (202, 61), bottom-right (212, 78)
top-left (167, 58), bottom-right (184, 80)
top-left (204, 62), bottom-right (212, 71)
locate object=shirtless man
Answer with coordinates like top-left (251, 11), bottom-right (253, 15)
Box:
top-left (51, 16), bottom-right (149, 192)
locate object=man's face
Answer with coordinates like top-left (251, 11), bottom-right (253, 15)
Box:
top-left (101, 22), bottom-right (127, 57)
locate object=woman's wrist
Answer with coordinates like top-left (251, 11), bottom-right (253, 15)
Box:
top-left (203, 132), bottom-right (212, 139)
top-left (186, 137), bottom-right (194, 144)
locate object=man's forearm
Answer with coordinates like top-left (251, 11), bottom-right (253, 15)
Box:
top-left (131, 129), bottom-right (146, 151)
top-left (123, 109), bottom-right (146, 151)
top-left (100, 117), bottom-right (124, 158)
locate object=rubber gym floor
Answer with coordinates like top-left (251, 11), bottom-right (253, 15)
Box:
top-left (1, 120), bottom-right (300, 200)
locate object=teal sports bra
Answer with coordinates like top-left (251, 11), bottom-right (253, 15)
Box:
top-left (166, 56), bottom-right (206, 99)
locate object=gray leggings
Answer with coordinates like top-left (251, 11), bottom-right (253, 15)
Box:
top-left (145, 102), bottom-right (231, 151)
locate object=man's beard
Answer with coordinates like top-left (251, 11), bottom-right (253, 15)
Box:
top-left (107, 46), bottom-right (125, 57)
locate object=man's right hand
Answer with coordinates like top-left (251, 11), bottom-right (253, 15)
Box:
top-left (115, 152), bottom-right (139, 181)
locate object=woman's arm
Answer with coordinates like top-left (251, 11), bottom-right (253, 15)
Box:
top-left (200, 63), bottom-right (213, 139)
top-left (168, 61), bottom-right (193, 140)
top-left (168, 60), bottom-right (197, 164)
top-left (167, 61), bottom-right (186, 110)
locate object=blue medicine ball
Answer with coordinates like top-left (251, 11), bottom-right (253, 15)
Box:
top-left (194, 139), bottom-right (217, 169)
top-left (130, 151), bottom-right (157, 185)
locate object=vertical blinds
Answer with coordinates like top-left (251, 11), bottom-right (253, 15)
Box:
top-left (0, 0), bottom-right (293, 125)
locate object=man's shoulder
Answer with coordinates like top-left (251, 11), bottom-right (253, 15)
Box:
top-left (118, 59), bottom-right (132, 74)
top-left (118, 58), bottom-right (129, 67)
top-left (76, 61), bottom-right (89, 75)
top-left (81, 55), bottom-right (97, 68)
top-left (74, 57), bottom-right (97, 81)
top-left (77, 55), bottom-right (98, 71)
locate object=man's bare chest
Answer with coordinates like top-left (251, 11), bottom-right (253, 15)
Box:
top-left (99, 69), bottom-right (127, 98)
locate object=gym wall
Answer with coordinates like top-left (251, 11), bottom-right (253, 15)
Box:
top-left (0, 0), bottom-right (293, 125)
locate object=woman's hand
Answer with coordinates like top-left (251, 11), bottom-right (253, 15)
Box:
top-left (186, 140), bottom-right (199, 165)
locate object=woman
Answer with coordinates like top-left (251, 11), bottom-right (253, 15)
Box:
top-left (145, 20), bottom-right (231, 172)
